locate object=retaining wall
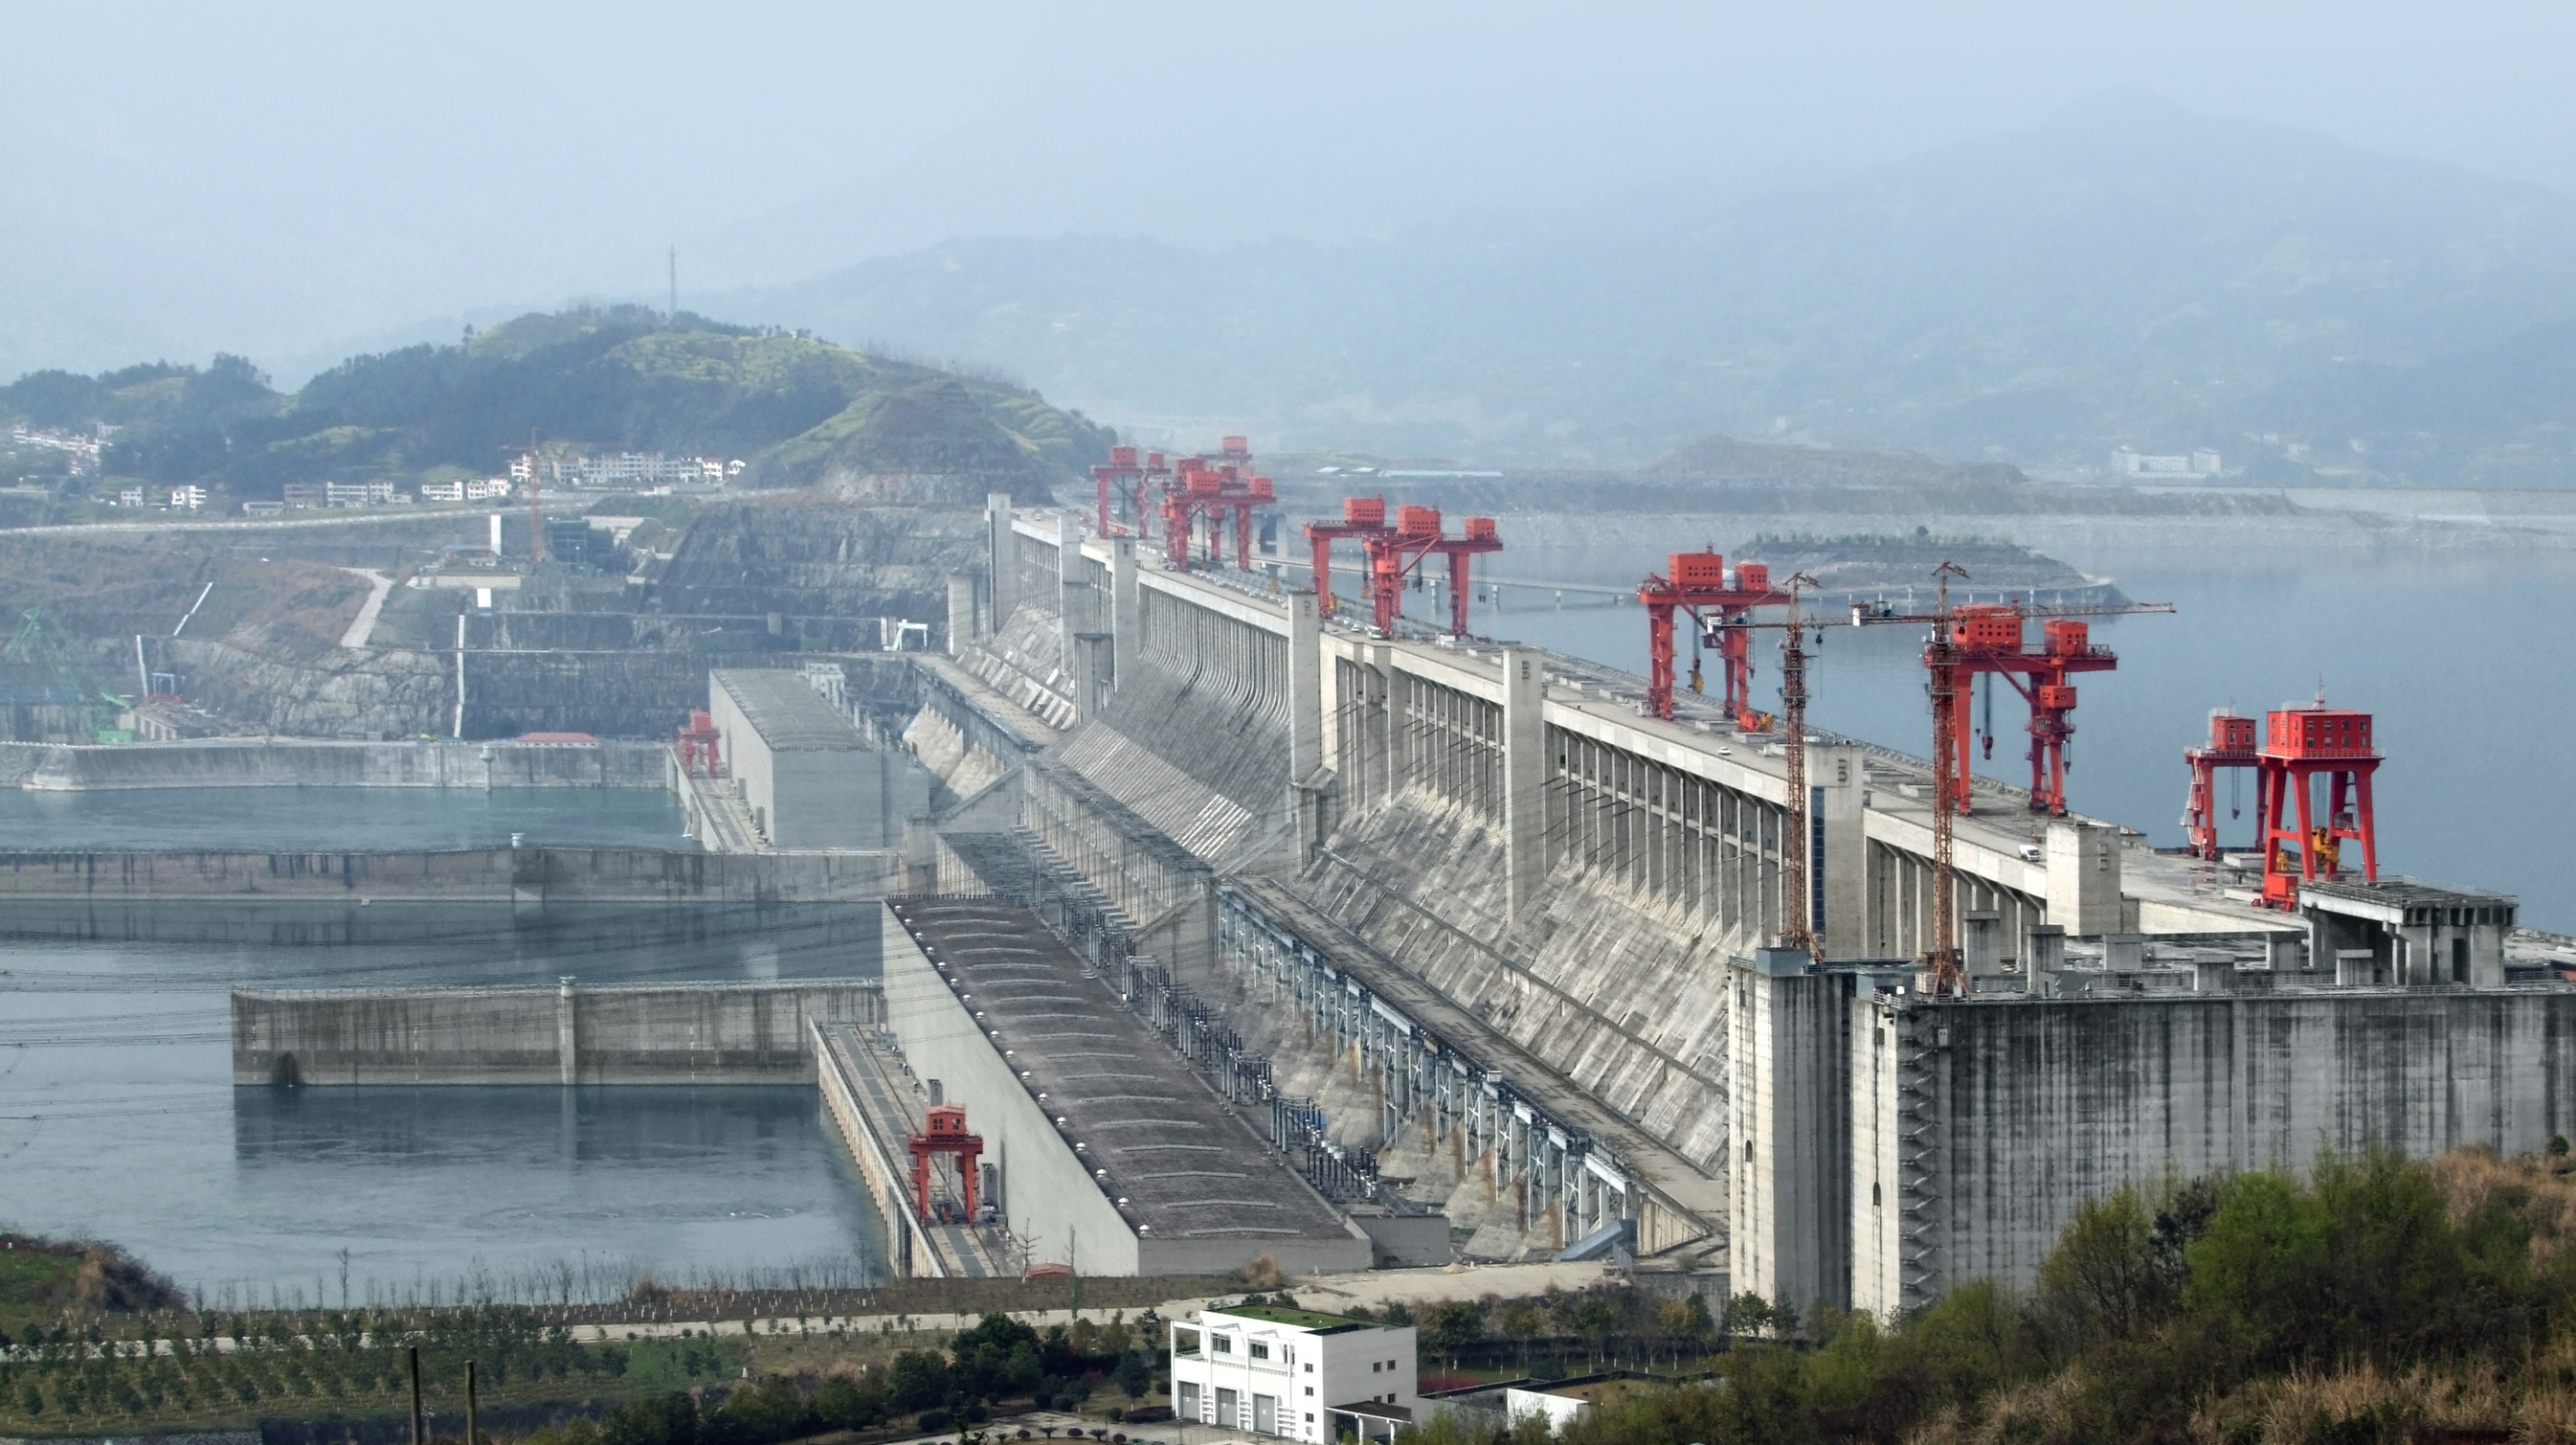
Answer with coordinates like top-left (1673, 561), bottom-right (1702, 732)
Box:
top-left (0, 847), bottom-right (901, 901)
top-left (1857, 985), bottom-right (2576, 1316)
top-left (0, 738), bottom-right (668, 790)
top-left (233, 981), bottom-right (883, 1085)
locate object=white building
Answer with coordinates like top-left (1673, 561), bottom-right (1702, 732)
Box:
top-left (2111, 447), bottom-right (2222, 479)
top-left (324, 481), bottom-right (396, 507)
top-left (1169, 1303), bottom-right (1420, 1443)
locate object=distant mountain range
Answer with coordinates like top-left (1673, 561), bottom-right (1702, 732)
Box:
top-left (0, 308), bottom-right (1110, 503)
top-left (724, 94), bottom-right (2576, 483)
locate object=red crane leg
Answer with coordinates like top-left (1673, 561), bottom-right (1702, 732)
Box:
top-left (1719, 619), bottom-right (1755, 726)
top-left (1370, 542), bottom-right (1403, 634)
top-left (2184, 757), bottom-right (2215, 858)
top-left (2294, 770), bottom-right (2318, 881)
top-left (1646, 601), bottom-right (1677, 720)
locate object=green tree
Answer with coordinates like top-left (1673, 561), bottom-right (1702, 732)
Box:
top-left (1420, 1301), bottom-right (1485, 1370)
top-left (2035, 1185), bottom-right (2167, 1341)
top-left (2184, 1170), bottom-right (2334, 1361)
top-left (1498, 1302), bottom-right (1543, 1369)
top-left (887, 1350), bottom-right (952, 1411)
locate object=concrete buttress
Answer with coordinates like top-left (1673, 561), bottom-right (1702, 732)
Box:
top-left (555, 977), bottom-right (577, 1085)
top-left (946, 574), bottom-right (976, 654)
top-left (1816, 745), bottom-right (1868, 960)
top-left (2046, 822), bottom-right (2122, 936)
top-left (1288, 589), bottom-right (1326, 862)
top-left (1502, 646), bottom-right (1546, 920)
top-left (1110, 535), bottom-right (1139, 689)
top-left (1731, 947), bottom-right (1850, 1312)
top-left (984, 493), bottom-right (1015, 624)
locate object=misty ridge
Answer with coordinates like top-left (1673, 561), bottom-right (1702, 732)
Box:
top-left (714, 93), bottom-right (2576, 481)
top-left (12, 91), bottom-right (2576, 492)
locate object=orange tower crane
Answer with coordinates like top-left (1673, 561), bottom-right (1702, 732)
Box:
top-left (1635, 550), bottom-right (1793, 726)
top-left (2253, 700), bottom-right (2381, 910)
top-left (2182, 710), bottom-right (2259, 860)
top-left (1924, 562), bottom-right (1968, 992)
top-left (1360, 506), bottom-right (1502, 637)
top-left (1773, 572), bottom-right (1825, 954)
top-left (1304, 498), bottom-right (1394, 618)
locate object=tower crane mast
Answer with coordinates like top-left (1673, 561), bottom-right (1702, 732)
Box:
top-left (1842, 569), bottom-right (2174, 992)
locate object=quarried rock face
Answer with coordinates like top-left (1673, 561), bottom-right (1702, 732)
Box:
top-left (653, 501), bottom-right (991, 621)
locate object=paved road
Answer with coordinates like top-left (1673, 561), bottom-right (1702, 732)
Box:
top-left (338, 569), bottom-right (394, 648)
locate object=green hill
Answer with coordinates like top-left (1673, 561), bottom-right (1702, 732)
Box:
top-left (0, 305), bottom-right (1113, 502)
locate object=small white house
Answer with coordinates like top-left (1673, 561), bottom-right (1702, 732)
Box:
top-left (1170, 1303), bottom-right (1420, 1442)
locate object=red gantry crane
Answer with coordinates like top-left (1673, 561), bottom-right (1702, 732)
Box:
top-left (907, 1102), bottom-right (985, 1225)
top-left (1157, 440), bottom-right (1275, 572)
top-left (1092, 444), bottom-right (1171, 539)
top-left (1360, 505), bottom-right (1502, 638)
top-left (1636, 550), bottom-right (1794, 726)
top-left (1304, 497), bottom-right (1395, 619)
top-left (2253, 699), bottom-right (2381, 910)
top-left (674, 709), bottom-right (722, 779)
top-left (2182, 710), bottom-right (2259, 860)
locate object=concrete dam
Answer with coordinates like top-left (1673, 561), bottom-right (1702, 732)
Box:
top-left (172, 487), bottom-right (2573, 1306)
top-left (862, 496), bottom-right (2574, 1309)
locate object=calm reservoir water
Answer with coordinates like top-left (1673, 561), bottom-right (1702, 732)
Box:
top-left (0, 789), bottom-right (886, 1303)
top-left (1461, 548), bottom-right (2576, 932)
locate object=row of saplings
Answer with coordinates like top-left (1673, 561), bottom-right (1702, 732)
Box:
top-left (0, 1316), bottom-right (621, 1431)
top-left (529, 1314), bottom-right (1160, 1445)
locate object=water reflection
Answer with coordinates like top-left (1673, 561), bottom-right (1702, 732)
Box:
top-left (0, 808), bottom-right (889, 1301)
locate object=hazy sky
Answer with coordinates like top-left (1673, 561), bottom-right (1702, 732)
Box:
top-left (9, 0), bottom-right (2575, 380)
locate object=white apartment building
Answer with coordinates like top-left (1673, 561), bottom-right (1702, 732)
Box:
top-left (509, 452), bottom-right (729, 489)
top-left (324, 481), bottom-right (397, 507)
top-left (1169, 1304), bottom-right (1420, 1443)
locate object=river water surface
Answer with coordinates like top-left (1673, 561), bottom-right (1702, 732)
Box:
top-left (1463, 544), bottom-right (2576, 931)
top-left (0, 788), bottom-right (886, 1305)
